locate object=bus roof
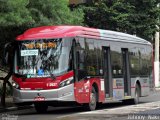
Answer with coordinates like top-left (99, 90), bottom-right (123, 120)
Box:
top-left (16, 25), bottom-right (151, 45)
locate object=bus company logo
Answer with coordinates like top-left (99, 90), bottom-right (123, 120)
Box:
top-left (1, 114), bottom-right (18, 120)
top-left (37, 93), bottom-right (41, 96)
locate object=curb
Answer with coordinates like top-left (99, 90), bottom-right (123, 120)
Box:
top-left (0, 105), bottom-right (33, 113)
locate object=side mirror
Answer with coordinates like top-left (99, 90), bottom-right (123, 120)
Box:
top-left (3, 42), bottom-right (13, 65)
top-left (76, 50), bottom-right (85, 69)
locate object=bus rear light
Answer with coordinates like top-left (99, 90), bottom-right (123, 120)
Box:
top-left (59, 77), bottom-right (74, 88)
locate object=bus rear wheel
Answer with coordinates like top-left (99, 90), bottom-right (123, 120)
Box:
top-left (84, 87), bottom-right (97, 111)
top-left (132, 84), bottom-right (140, 104)
top-left (34, 103), bottom-right (48, 113)
top-left (122, 84), bottom-right (140, 105)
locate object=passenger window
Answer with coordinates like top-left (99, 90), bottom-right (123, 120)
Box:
top-left (110, 44), bottom-right (123, 78)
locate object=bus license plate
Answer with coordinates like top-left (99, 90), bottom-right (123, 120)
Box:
top-left (34, 97), bottom-right (45, 101)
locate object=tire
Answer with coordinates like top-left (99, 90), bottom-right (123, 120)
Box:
top-left (132, 85), bottom-right (140, 104)
top-left (97, 102), bottom-right (103, 109)
top-left (122, 84), bottom-right (140, 105)
top-left (34, 103), bottom-right (48, 113)
top-left (84, 87), bottom-right (97, 111)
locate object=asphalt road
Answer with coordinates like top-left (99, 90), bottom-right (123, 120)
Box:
top-left (1, 90), bottom-right (160, 120)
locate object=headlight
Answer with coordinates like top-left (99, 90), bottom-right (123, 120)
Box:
top-left (59, 77), bottom-right (73, 88)
top-left (12, 81), bottom-right (20, 89)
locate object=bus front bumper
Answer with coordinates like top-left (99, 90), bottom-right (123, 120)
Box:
top-left (13, 84), bottom-right (75, 103)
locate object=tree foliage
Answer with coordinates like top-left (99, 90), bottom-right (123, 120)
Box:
top-left (83, 0), bottom-right (160, 41)
top-left (27, 0), bottom-right (84, 26)
top-left (0, 0), bottom-right (33, 26)
top-left (0, 0), bottom-right (84, 60)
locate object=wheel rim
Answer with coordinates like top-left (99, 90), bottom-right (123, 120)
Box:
top-left (135, 89), bottom-right (139, 103)
top-left (90, 92), bottom-right (96, 106)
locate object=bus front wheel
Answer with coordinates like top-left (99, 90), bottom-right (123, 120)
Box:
top-left (84, 87), bottom-right (97, 111)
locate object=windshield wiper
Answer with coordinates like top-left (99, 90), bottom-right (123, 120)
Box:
top-left (50, 73), bottom-right (56, 80)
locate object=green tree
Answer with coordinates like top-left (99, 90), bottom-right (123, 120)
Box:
top-left (0, 0), bottom-right (33, 26)
top-left (128, 0), bottom-right (160, 40)
top-left (0, 0), bottom-right (33, 61)
top-left (83, 0), bottom-right (160, 41)
top-left (0, 0), bottom-right (84, 56)
top-left (27, 0), bottom-right (84, 26)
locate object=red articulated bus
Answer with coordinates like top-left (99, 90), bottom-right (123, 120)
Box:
top-left (4, 26), bottom-right (153, 113)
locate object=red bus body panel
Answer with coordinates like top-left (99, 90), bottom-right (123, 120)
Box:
top-left (74, 78), bottom-right (105, 103)
top-left (16, 26), bottom-right (99, 40)
top-left (13, 71), bottom-right (74, 90)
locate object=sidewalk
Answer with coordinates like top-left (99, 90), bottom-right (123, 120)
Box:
top-left (0, 97), bottom-right (13, 107)
top-left (0, 97), bottom-right (32, 113)
top-left (0, 97), bottom-right (16, 112)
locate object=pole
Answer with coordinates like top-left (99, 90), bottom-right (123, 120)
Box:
top-left (154, 3), bottom-right (160, 88)
top-left (1, 82), bottom-right (6, 107)
top-left (154, 30), bottom-right (159, 87)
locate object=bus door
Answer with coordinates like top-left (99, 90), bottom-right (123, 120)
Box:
top-left (74, 39), bottom-right (88, 103)
top-left (103, 47), bottom-right (113, 98)
top-left (122, 48), bottom-right (131, 96)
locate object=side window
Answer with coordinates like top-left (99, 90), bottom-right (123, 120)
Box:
top-left (75, 38), bottom-right (86, 80)
top-left (110, 42), bottom-right (123, 78)
top-left (75, 38), bottom-right (104, 77)
top-left (139, 48), bottom-right (147, 76)
top-left (147, 47), bottom-right (152, 76)
top-left (85, 39), bottom-right (96, 75)
top-left (85, 39), bottom-right (100, 76)
top-left (130, 48), bottom-right (140, 76)
top-left (139, 47), bottom-right (152, 76)
top-left (94, 40), bottom-right (103, 75)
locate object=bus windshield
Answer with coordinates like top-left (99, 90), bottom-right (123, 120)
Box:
top-left (14, 38), bottom-right (73, 78)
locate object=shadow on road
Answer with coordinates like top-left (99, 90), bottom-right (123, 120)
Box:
top-left (16, 100), bottom-right (150, 116)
